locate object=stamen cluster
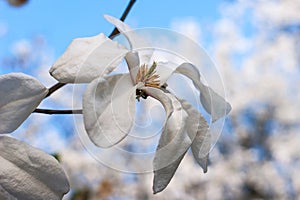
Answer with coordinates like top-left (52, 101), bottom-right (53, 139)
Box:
top-left (135, 62), bottom-right (160, 88)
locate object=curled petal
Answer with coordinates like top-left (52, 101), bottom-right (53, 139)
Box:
top-left (153, 154), bottom-right (185, 194)
top-left (175, 63), bottom-right (231, 122)
top-left (49, 33), bottom-right (128, 83)
top-left (144, 88), bottom-right (191, 193)
top-left (179, 99), bottom-right (210, 172)
top-left (0, 136), bottom-right (70, 199)
top-left (0, 73), bottom-right (48, 133)
top-left (104, 15), bottom-right (132, 37)
top-left (155, 62), bottom-right (231, 121)
top-left (104, 14), bottom-right (145, 50)
top-left (83, 74), bottom-right (136, 148)
top-left (104, 15), bottom-right (153, 64)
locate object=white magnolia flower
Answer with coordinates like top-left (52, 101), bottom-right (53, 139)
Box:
top-left (49, 15), bottom-right (231, 193)
top-left (0, 136), bottom-right (70, 199)
top-left (0, 73), bottom-right (48, 133)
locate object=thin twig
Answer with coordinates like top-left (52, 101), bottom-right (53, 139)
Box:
top-left (109, 0), bottom-right (137, 38)
top-left (45, 82), bottom-right (66, 98)
top-left (34, 108), bottom-right (82, 115)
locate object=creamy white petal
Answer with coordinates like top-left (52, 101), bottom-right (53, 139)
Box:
top-left (175, 62), bottom-right (231, 122)
top-left (0, 136), bottom-right (70, 200)
top-left (0, 73), bottom-right (48, 133)
top-left (83, 74), bottom-right (137, 148)
top-left (179, 99), bottom-right (210, 172)
top-left (104, 15), bottom-right (153, 64)
top-left (145, 88), bottom-right (191, 193)
top-left (49, 33), bottom-right (128, 83)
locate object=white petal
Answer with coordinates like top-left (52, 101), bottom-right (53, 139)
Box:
top-left (153, 154), bottom-right (185, 194)
top-left (199, 85), bottom-right (232, 122)
top-left (104, 15), bottom-right (132, 36)
top-left (104, 15), bottom-right (153, 64)
top-left (156, 61), bottom-right (178, 85)
top-left (175, 63), bottom-right (231, 122)
top-left (125, 51), bottom-right (140, 84)
top-left (0, 185), bottom-right (16, 200)
top-left (179, 99), bottom-right (210, 173)
top-left (83, 74), bottom-right (137, 148)
top-left (49, 33), bottom-right (128, 83)
top-left (144, 88), bottom-right (191, 193)
top-left (0, 73), bottom-right (48, 133)
top-left (0, 136), bottom-right (70, 199)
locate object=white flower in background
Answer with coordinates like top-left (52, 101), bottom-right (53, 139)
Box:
top-left (49, 15), bottom-right (231, 193)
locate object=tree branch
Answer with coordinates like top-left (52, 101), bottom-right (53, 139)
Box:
top-left (45, 82), bottom-right (66, 98)
top-left (34, 108), bottom-right (82, 115)
top-left (109, 0), bottom-right (137, 38)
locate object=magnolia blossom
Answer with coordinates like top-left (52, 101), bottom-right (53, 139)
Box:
top-left (0, 136), bottom-right (70, 199)
top-left (0, 73), bottom-right (48, 133)
top-left (0, 73), bottom-right (70, 198)
top-left (49, 15), bottom-right (231, 193)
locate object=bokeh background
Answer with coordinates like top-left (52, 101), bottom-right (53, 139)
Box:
top-left (1, 0), bottom-right (300, 199)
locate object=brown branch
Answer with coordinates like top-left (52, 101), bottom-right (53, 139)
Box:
top-left (109, 0), bottom-right (137, 38)
top-left (45, 82), bottom-right (66, 98)
top-left (34, 108), bottom-right (82, 115)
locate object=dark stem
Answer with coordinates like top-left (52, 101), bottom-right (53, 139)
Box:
top-left (45, 82), bottom-right (66, 98)
top-left (34, 108), bottom-right (83, 115)
top-left (109, 0), bottom-right (137, 38)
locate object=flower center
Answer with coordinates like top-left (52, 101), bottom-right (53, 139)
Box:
top-left (135, 62), bottom-right (160, 101)
top-left (135, 62), bottom-right (160, 88)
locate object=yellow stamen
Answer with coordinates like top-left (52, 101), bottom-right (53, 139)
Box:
top-left (135, 62), bottom-right (160, 88)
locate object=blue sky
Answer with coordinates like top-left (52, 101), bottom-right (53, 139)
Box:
top-left (0, 0), bottom-right (223, 59)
